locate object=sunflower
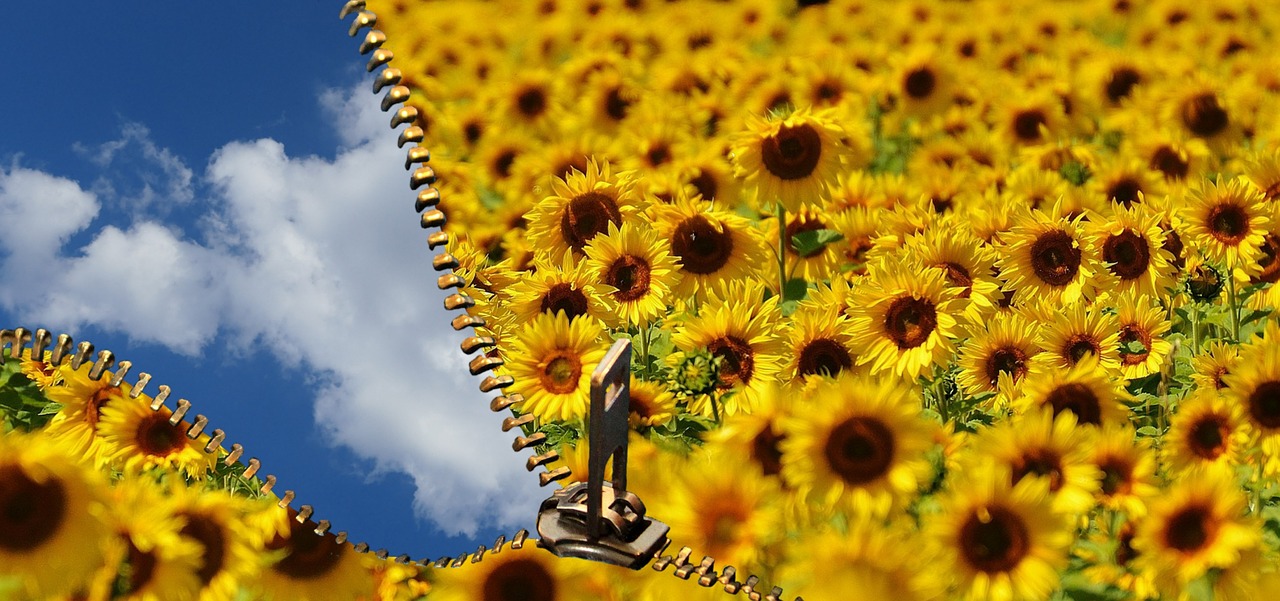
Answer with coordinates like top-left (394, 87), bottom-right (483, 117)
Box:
top-left (669, 280), bottom-right (784, 417)
top-left (1003, 164), bottom-right (1070, 214)
top-left (927, 462), bottom-right (1072, 601)
top-left (651, 195), bottom-right (767, 301)
top-left (828, 205), bottom-right (880, 275)
top-left (997, 86), bottom-right (1068, 146)
top-left (626, 376), bottom-right (675, 429)
top-left (775, 523), bottom-right (942, 601)
top-left (785, 306), bottom-right (861, 386)
top-left (1162, 76), bottom-right (1244, 152)
top-left (1014, 356), bottom-right (1130, 428)
top-left (967, 408), bottom-right (1102, 515)
top-left (257, 509), bottom-right (370, 601)
top-left (1163, 389), bottom-right (1250, 476)
top-left (93, 479), bottom-right (203, 601)
top-left (524, 158), bottom-right (643, 260)
top-left (889, 47), bottom-right (955, 118)
top-left (956, 312), bottom-right (1041, 404)
top-left (1077, 519), bottom-right (1160, 601)
top-left (1244, 148), bottom-right (1280, 202)
top-left (1025, 300), bottom-right (1121, 374)
top-left (1244, 217), bottom-right (1280, 311)
top-left (1180, 177), bottom-right (1271, 273)
top-left (705, 385), bottom-right (792, 482)
top-left (1114, 292), bottom-right (1174, 380)
top-left (427, 543), bottom-right (597, 601)
top-left (903, 228), bottom-right (1003, 322)
top-left (1189, 340), bottom-right (1239, 391)
top-left (780, 373), bottom-right (936, 518)
top-left (1088, 424), bottom-right (1158, 518)
top-left (847, 256), bottom-right (965, 380)
top-left (1128, 127), bottom-right (1210, 183)
top-left (1089, 203), bottom-right (1176, 299)
top-left (42, 364), bottom-right (134, 465)
top-left (505, 312), bottom-right (609, 424)
top-left (1133, 469), bottom-right (1261, 592)
top-left (17, 348), bottom-right (60, 389)
top-left (996, 203), bottom-right (1102, 306)
top-left (1221, 339), bottom-right (1280, 462)
top-left (582, 222), bottom-right (678, 328)
top-left (503, 255), bottom-right (612, 325)
top-left (730, 106), bottom-right (848, 212)
top-left (169, 487), bottom-right (279, 601)
top-left (98, 395), bottom-right (219, 479)
top-left (0, 431), bottom-right (109, 599)
top-left (768, 206), bottom-right (844, 284)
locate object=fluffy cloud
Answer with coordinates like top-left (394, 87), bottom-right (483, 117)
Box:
top-left (0, 86), bottom-right (543, 536)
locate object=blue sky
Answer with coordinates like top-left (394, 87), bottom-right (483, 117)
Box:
top-left (1, 3), bottom-right (542, 560)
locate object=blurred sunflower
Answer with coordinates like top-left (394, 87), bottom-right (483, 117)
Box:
top-left (0, 431), bottom-right (108, 599)
top-left (1244, 148), bottom-right (1280, 202)
top-left (93, 480), bottom-right (202, 601)
top-left (1189, 340), bottom-right (1239, 391)
top-left (1088, 424), bottom-right (1157, 518)
top-left (847, 257), bottom-right (964, 379)
top-left (98, 397), bottom-right (218, 479)
top-left (428, 544), bottom-right (597, 601)
top-left (1222, 337), bottom-right (1280, 465)
top-left (582, 222), bottom-right (679, 328)
top-left (525, 158), bottom-right (643, 260)
top-left (17, 348), bottom-right (60, 390)
top-left (927, 462), bottom-right (1072, 601)
top-left (706, 385), bottom-right (792, 482)
top-left (780, 373), bottom-right (935, 517)
top-left (1179, 177), bottom-right (1270, 272)
top-left (169, 487), bottom-right (278, 601)
top-left (506, 312), bottom-right (609, 424)
top-left (257, 509), bottom-right (370, 601)
top-left (956, 312), bottom-right (1041, 404)
top-left (967, 408), bottom-right (1101, 515)
top-left (1163, 389), bottom-right (1250, 476)
top-left (731, 107), bottom-right (849, 212)
top-left (997, 203), bottom-right (1102, 306)
top-left (626, 376), bottom-right (675, 430)
top-left (775, 522), bottom-right (942, 601)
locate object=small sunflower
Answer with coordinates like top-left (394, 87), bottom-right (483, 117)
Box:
top-left (627, 376), bottom-right (675, 430)
top-left (1088, 424), bottom-right (1158, 518)
top-left (169, 487), bottom-right (278, 601)
top-left (1114, 293), bottom-right (1174, 380)
top-left (1133, 469), bottom-right (1261, 591)
top-left (257, 509), bottom-right (370, 601)
top-left (903, 228), bottom-right (1003, 322)
top-left (1162, 76), bottom-right (1243, 152)
top-left (98, 396), bottom-right (219, 479)
top-left (582, 222), bottom-right (679, 328)
top-left (769, 207), bottom-right (844, 284)
top-left (785, 306), bottom-right (861, 387)
top-left (651, 195), bottom-right (767, 301)
top-left (967, 408), bottom-right (1101, 515)
top-left (42, 364), bottom-right (134, 464)
top-left (0, 431), bottom-right (109, 599)
top-left (848, 256), bottom-right (965, 380)
top-left (505, 312), bottom-right (609, 424)
top-left (1178, 176), bottom-right (1270, 271)
top-left (780, 373), bottom-right (936, 517)
top-left (1190, 340), bottom-right (1239, 392)
top-left (927, 462), bottom-right (1072, 601)
top-left (428, 543), bottom-right (597, 601)
top-left (705, 386), bottom-right (792, 482)
top-left (997, 203), bottom-right (1103, 306)
top-left (525, 158), bottom-right (643, 260)
top-left (956, 312), bottom-right (1041, 404)
top-left (17, 348), bottom-right (60, 389)
top-left (503, 255), bottom-right (612, 325)
top-left (1025, 300), bottom-right (1121, 373)
top-left (731, 106), bottom-right (848, 212)
top-left (1163, 389), bottom-right (1250, 476)
top-left (1014, 357), bottom-right (1130, 428)
top-left (1089, 203), bottom-right (1176, 299)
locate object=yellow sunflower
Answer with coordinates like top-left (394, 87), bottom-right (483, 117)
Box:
top-left (1244, 148), bottom-right (1280, 202)
top-left (651, 195), bottom-right (767, 301)
top-left (1077, 519), bottom-right (1160, 601)
top-left (847, 256), bottom-right (965, 380)
top-left (780, 373), bottom-right (936, 518)
top-left (1024, 300), bottom-right (1121, 374)
top-left (524, 158), bottom-right (643, 260)
top-left (1114, 292), bottom-right (1174, 380)
top-left (767, 206), bottom-right (844, 285)
top-left (730, 106), bottom-right (849, 212)
top-left (1088, 424), bottom-right (1158, 518)
top-left (427, 543), bottom-right (598, 601)
top-left (927, 462), bottom-right (1072, 601)
top-left (903, 227), bottom-right (1003, 323)
top-left (1190, 340), bottom-right (1239, 392)
top-left (98, 396), bottom-right (219, 479)
top-left (505, 312), bottom-right (609, 424)
top-left (1222, 337), bottom-right (1280, 465)
top-left (1089, 203), bottom-right (1176, 299)
top-left (0, 431), bottom-right (109, 599)
top-left (1163, 389), bottom-right (1250, 477)
top-left (784, 305), bottom-right (861, 386)
top-left (966, 408), bottom-right (1102, 515)
top-left (775, 522), bottom-right (942, 601)
top-left (1178, 176), bottom-right (1270, 271)
top-left (1013, 356), bottom-right (1130, 428)
top-left (996, 202), bottom-right (1103, 306)
top-left (42, 364), bottom-right (134, 465)
top-left (956, 312), bottom-right (1041, 404)
top-left (1133, 469), bottom-right (1261, 592)
top-left (257, 509), bottom-right (370, 601)
top-left (582, 222), bottom-right (679, 328)
top-left (17, 348), bottom-right (61, 389)
top-left (1244, 218), bottom-right (1280, 311)
top-left (888, 47), bottom-right (955, 118)
top-left (626, 376), bottom-right (675, 430)
top-left (705, 384), bottom-right (793, 482)
top-left (170, 486), bottom-right (281, 601)
top-left (93, 479), bottom-right (203, 601)
top-left (503, 255), bottom-right (612, 325)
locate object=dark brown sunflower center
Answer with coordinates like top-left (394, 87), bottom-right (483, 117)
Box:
top-left (959, 506), bottom-right (1031, 573)
top-left (1247, 381), bottom-right (1280, 429)
top-left (1253, 233), bottom-right (1280, 284)
top-left (751, 424), bottom-right (786, 477)
top-left (937, 262), bottom-right (973, 297)
top-left (629, 389), bottom-right (656, 420)
top-left (1207, 203), bottom-right (1249, 245)
top-left (540, 284), bottom-right (590, 320)
top-left (266, 518), bottom-right (345, 580)
top-left (824, 417), bottom-right (895, 485)
top-left (491, 149), bottom-right (519, 180)
top-left (605, 255), bottom-right (652, 302)
top-left (1029, 230), bottom-right (1081, 286)
top-left (1107, 177), bottom-right (1143, 207)
top-left (1064, 334), bottom-right (1101, 365)
top-left (707, 335), bottom-right (755, 388)
top-left (484, 558), bottom-right (556, 601)
top-left (541, 355), bottom-right (582, 395)
top-left (760, 123), bottom-right (823, 181)
top-left (1012, 109), bottom-right (1047, 142)
top-left (1012, 449), bottom-right (1065, 491)
top-left (797, 338), bottom-right (853, 378)
top-left (126, 539), bottom-right (159, 593)
top-left (136, 413), bottom-right (188, 457)
top-left (1115, 527), bottom-right (1139, 565)
top-left (903, 67), bottom-right (937, 99)
top-left (688, 170), bottom-right (719, 202)
top-left (884, 296), bottom-right (938, 349)
top-left (1045, 382), bottom-right (1103, 426)
top-left (515, 87), bottom-right (548, 119)
top-left (559, 191), bottom-right (623, 251)
top-left (1098, 456), bottom-right (1134, 497)
top-left (1164, 506), bottom-right (1216, 553)
top-left (671, 215), bottom-right (734, 275)
top-left (87, 386), bottom-right (117, 430)
top-left (1164, 228), bottom-right (1186, 270)
top-left (1149, 146), bottom-right (1190, 180)
top-left (1105, 67), bottom-right (1142, 103)
top-left (180, 513), bottom-right (227, 585)
top-left (1119, 325), bottom-right (1151, 367)
top-left (603, 87), bottom-right (630, 121)
top-left (645, 142), bottom-right (672, 168)
top-left (1181, 93), bottom-right (1229, 138)
top-left (1189, 416), bottom-right (1229, 459)
top-left (0, 465), bottom-right (67, 551)
top-left (985, 347), bottom-right (1029, 387)
top-left (1103, 230), bottom-right (1151, 280)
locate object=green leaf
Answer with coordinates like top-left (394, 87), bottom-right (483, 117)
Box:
top-left (1136, 426), bottom-right (1160, 438)
top-left (782, 278), bottom-right (809, 302)
top-left (790, 229), bottom-right (843, 256)
top-left (1121, 339), bottom-right (1147, 354)
top-left (1185, 573), bottom-right (1216, 601)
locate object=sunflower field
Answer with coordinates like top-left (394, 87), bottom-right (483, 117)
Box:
top-left (6, 0), bottom-right (1280, 599)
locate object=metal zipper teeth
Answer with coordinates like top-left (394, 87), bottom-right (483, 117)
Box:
top-left (337, 2), bottom-right (802, 598)
top-left (0, 326), bottom-right (530, 569)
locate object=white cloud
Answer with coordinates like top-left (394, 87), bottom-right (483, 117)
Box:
top-left (0, 86), bottom-right (544, 536)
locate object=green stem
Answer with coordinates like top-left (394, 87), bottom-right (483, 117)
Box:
top-left (639, 326), bottom-right (652, 380)
top-left (1228, 263), bottom-right (1241, 343)
top-left (777, 201), bottom-right (788, 297)
top-left (1190, 303), bottom-right (1201, 355)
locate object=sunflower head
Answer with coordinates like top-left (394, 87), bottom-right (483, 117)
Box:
top-left (731, 107), bottom-right (849, 212)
